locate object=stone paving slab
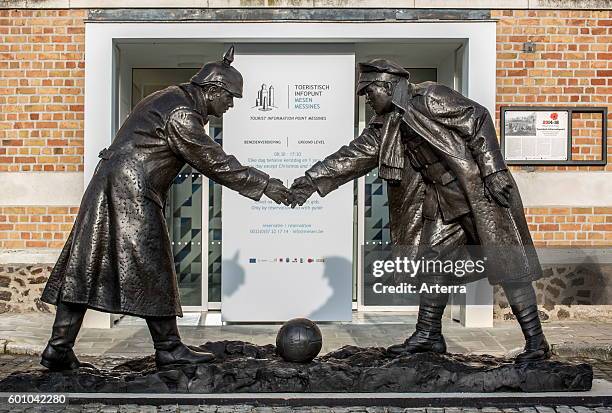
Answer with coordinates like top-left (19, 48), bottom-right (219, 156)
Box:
top-left (1, 313), bottom-right (612, 360)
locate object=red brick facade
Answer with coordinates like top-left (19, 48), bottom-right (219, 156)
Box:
top-left (525, 207), bottom-right (612, 246)
top-left (0, 9), bottom-right (85, 173)
top-left (493, 9), bottom-right (611, 172)
top-left (570, 112), bottom-right (605, 162)
top-left (0, 206), bottom-right (77, 249)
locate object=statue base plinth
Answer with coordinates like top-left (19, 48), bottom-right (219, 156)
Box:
top-left (0, 341), bottom-right (592, 393)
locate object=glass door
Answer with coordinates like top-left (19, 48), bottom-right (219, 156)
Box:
top-left (206, 121), bottom-right (223, 309)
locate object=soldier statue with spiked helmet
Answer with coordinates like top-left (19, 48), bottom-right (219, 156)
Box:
top-left (40, 46), bottom-right (293, 371)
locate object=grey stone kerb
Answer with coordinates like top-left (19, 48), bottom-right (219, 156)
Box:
top-left (87, 8), bottom-right (491, 22)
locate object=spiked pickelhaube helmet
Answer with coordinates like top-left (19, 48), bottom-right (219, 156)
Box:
top-left (190, 46), bottom-right (243, 98)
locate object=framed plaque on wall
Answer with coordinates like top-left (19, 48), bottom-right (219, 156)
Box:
top-left (500, 106), bottom-right (607, 166)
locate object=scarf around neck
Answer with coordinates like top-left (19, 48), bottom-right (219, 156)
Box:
top-left (378, 78), bottom-right (413, 183)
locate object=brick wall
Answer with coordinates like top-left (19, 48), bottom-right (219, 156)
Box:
top-left (571, 112), bottom-right (605, 161)
top-left (493, 9), bottom-right (611, 172)
top-left (0, 207), bottom-right (77, 249)
top-left (525, 207), bottom-right (612, 246)
top-left (0, 9), bottom-right (86, 172)
top-left (0, 9), bottom-right (609, 175)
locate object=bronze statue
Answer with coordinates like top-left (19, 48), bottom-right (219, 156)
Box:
top-left (40, 46), bottom-right (293, 371)
top-left (291, 58), bottom-right (551, 363)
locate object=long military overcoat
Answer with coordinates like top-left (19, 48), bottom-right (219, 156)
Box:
top-left (41, 83), bottom-right (269, 317)
top-left (306, 82), bottom-right (541, 284)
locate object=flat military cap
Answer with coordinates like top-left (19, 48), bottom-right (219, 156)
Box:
top-left (190, 45), bottom-right (243, 98)
top-left (356, 58), bottom-right (410, 95)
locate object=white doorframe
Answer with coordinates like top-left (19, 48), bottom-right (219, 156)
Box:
top-left (83, 21), bottom-right (496, 328)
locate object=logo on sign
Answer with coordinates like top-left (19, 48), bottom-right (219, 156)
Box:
top-left (254, 84), bottom-right (276, 111)
top-left (543, 112), bottom-right (560, 126)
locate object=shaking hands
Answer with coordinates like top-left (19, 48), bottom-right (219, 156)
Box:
top-left (264, 178), bottom-right (293, 206)
top-left (262, 176), bottom-right (318, 208)
top-left (289, 175), bottom-right (317, 208)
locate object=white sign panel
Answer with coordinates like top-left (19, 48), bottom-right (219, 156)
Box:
top-left (504, 110), bottom-right (569, 161)
top-left (221, 46), bottom-right (355, 322)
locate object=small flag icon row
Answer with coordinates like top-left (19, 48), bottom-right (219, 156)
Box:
top-left (248, 258), bottom-right (326, 263)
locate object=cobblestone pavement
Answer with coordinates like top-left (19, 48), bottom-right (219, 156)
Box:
top-left (0, 403), bottom-right (610, 412)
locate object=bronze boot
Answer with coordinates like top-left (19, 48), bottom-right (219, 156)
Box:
top-left (503, 283), bottom-right (551, 363)
top-left (387, 291), bottom-right (448, 356)
top-left (40, 302), bottom-right (96, 371)
top-left (146, 316), bottom-right (215, 369)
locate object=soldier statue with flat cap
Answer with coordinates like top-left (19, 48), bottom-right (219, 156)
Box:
top-left (291, 58), bottom-right (551, 363)
top-left (40, 46), bottom-right (293, 371)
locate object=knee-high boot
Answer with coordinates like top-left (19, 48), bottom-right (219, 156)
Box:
top-left (387, 289), bottom-right (448, 355)
top-left (145, 316), bottom-right (215, 369)
top-left (502, 282), bottom-right (551, 363)
top-left (40, 301), bottom-right (95, 371)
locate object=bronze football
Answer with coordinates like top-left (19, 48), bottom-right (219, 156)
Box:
top-left (275, 318), bottom-right (322, 363)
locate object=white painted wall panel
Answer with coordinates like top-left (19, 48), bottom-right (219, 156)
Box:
top-left (0, 173), bottom-right (83, 206)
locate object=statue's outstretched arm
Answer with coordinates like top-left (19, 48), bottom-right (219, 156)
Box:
top-left (303, 126), bottom-right (382, 198)
top-left (166, 108), bottom-right (269, 201)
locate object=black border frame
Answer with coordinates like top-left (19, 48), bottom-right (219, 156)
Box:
top-left (500, 106), bottom-right (607, 166)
